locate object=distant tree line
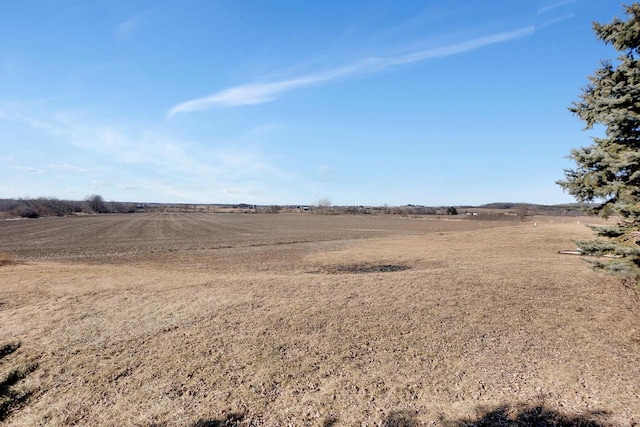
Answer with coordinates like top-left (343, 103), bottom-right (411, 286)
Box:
top-left (0, 195), bottom-right (136, 218)
top-left (480, 202), bottom-right (585, 216)
top-left (333, 204), bottom-right (583, 217)
top-left (0, 196), bottom-right (588, 219)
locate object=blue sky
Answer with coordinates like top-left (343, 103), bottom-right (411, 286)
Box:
top-left (0, 1), bottom-right (627, 205)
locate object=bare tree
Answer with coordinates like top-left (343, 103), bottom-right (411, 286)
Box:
top-left (86, 194), bottom-right (109, 213)
top-left (316, 198), bottom-right (332, 215)
top-left (515, 203), bottom-right (529, 222)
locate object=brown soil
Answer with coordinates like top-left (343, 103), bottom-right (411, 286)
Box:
top-left (0, 213), bottom-right (638, 426)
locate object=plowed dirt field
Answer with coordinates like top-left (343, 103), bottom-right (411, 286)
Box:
top-left (0, 213), bottom-right (639, 425)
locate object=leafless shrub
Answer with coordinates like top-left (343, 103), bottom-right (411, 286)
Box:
top-left (86, 194), bottom-right (109, 213)
top-left (3, 198), bottom-right (84, 218)
top-left (516, 203), bottom-right (530, 221)
top-left (316, 198), bottom-right (332, 215)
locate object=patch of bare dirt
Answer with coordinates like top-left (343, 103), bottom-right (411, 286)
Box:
top-left (315, 263), bottom-right (411, 274)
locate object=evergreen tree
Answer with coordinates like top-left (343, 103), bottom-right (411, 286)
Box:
top-left (558, 3), bottom-right (640, 281)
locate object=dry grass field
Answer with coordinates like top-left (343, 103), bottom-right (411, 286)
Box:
top-left (1, 213), bottom-right (639, 426)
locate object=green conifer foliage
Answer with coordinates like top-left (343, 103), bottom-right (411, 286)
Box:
top-left (558, 4), bottom-right (640, 281)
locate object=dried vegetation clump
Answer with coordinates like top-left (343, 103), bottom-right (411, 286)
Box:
top-left (0, 213), bottom-right (638, 425)
top-left (0, 252), bottom-right (15, 266)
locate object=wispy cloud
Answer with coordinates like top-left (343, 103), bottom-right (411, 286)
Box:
top-left (537, 0), bottom-right (576, 16)
top-left (168, 26), bottom-right (534, 117)
top-left (5, 107), bottom-right (291, 202)
top-left (11, 165), bottom-right (45, 174)
top-left (49, 163), bottom-right (91, 174)
top-left (116, 16), bottom-right (142, 40)
top-left (40, 114), bottom-right (245, 178)
top-left (535, 0), bottom-right (575, 31)
top-left (536, 14), bottom-right (575, 31)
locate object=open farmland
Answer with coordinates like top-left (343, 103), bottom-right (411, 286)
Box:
top-left (0, 213), bottom-right (512, 263)
top-left (1, 213), bottom-right (639, 425)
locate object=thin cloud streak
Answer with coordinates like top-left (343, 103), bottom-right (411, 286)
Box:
top-left (168, 26), bottom-right (534, 117)
top-left (537, 0), bottom-right (576, 15)
top-left (536, 14), bottom-right (575, 31)
top-left (4, 108), bottom-right (293, 202)
top-left (116, 16), bottom-right (141, 40)
top-left (50, 163), bottom-right (91, 174)
top-left (11, 165), bottom-right (45, 174)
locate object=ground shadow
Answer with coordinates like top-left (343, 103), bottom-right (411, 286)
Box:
top-left (190, 413), bottom-right (245, 427)
top-left (323, 415), bottom-right (339, 426)
top-left (442, 403), bottom-right (609, 427)
top-left (153, 413), bottom-right (246, 427)
top-left (0, 342), bottom-right (38, 422)
top-left (169, 403), bottom-right (610, 426)
top-left (382, 410), bottom-right (420, 426)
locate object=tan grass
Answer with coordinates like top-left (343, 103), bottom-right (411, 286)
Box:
top-left (0, 214), bottom-right (637, 425)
